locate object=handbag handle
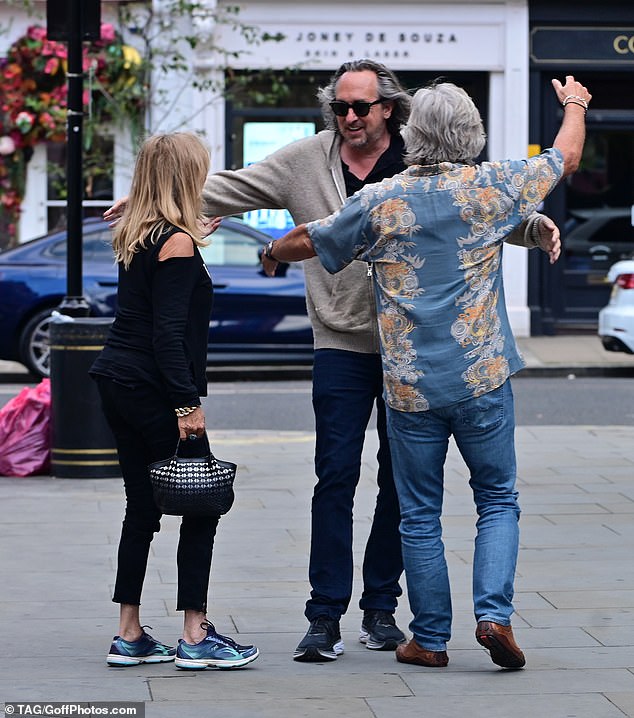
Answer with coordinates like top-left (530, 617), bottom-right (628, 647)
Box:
top-left (172, 437), bottom-right (216, 464)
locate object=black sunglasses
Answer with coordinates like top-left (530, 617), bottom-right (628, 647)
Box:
top-left (329, 98), bottom-right (383, 117)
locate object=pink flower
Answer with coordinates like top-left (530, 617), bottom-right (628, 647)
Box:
top-left (39, 112), bottom-right (56, 130)
top-left (44, 57), bottom-right (59, 75)
top-left (100, 23), bottom-right (116, 43)
top-left (51, 86), bottom-right (67, 101)
top-left (2, 191), bottom-right (18, 208)
top-left (0, 135), bottom-right (15, 155)
top-left (41, 40), bottom-right (64, 58)
top-left (27, 26), bottom-right (47, 42)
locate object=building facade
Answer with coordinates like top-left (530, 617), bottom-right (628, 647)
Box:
top-left (6, 1), bottom-right (627, 337)
top-left (207, 0), bottom-right (535, 335)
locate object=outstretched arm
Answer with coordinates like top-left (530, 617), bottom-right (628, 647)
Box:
top-left (551, 75), bottom-right (592, 176)
top-left (261, 225), bottom-right (316, 277)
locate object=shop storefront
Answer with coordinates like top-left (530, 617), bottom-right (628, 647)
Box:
top-left (528, 0), bottom-right (634, 333)
top-left (9, 0), bottom-right (539, 336)
top-left (205, 0), bottom-right (535, 334)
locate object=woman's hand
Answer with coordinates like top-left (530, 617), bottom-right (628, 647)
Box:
top-left (199, 216), bottom-right (222, 237)
top-left (178, 406), bottom-right (206, 441)
top-left (103, 196), bottom-right (129, 225)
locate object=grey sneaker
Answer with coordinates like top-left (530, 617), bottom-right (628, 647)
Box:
top-left (293, 617), bottom-right (344, 662)
top-left (359, 610), bottom-right (406, 650)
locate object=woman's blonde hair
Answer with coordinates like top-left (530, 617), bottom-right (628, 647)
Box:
top-left (113, 132), bottom-right (210, 269)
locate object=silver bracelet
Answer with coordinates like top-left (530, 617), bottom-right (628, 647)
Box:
top-left (562, 95), bottom-right (588, 113)
top-left (264, 240), bottom-right (277, 261)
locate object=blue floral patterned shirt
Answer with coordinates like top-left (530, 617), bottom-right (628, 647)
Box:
top-left (306, 148), bottom-right (564, 412)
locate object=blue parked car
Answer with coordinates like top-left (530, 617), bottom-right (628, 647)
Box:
top-left (0, 217), bottom-right (313, 377)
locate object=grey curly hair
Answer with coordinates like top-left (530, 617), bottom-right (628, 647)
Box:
top-left (317, 59), bottom-right (411, 136)
top-left (402, 81), bottom-right (487, 165)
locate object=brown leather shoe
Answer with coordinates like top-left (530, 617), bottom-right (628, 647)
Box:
top-left (475, 621), bottom-right (525, 669)
top-left (396, 638), bottom-right (448, 667)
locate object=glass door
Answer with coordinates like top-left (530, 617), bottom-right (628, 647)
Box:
top-left (562, 124), bottom-right (634, 322)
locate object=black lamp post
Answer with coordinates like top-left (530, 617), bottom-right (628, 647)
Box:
top-left (46, 0), bottom-right (101, 315)
top-left (59, 0), bottom-right (89, 314)
top-left (46, 1), bottom-right (119, 480)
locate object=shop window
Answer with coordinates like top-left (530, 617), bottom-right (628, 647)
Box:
top-left (565, 128), bottom-right (634, 272)
top-left (46, 132), bottom-right (114, 231)
top-left (225, 69), bottom-right (489, 237)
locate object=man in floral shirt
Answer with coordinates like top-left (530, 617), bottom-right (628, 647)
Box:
top-left (262, 75), bottom-right (590, 670)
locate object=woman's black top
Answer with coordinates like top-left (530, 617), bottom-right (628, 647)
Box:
top-left (90, 225), bottom-right (213, 408)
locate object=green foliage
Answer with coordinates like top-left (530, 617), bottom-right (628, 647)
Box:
top-left (116, 0), bottom-right (289, 133)
top-left (0, 0), bottom-right (290, 248)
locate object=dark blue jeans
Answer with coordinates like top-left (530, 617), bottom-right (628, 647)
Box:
top-left (94, 375), bottom-right (218, 613)
top-left (306, 349), bottom-right (403, 621)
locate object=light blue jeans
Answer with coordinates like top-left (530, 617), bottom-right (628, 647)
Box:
top-left (386, 380), bottom-right (520, 651)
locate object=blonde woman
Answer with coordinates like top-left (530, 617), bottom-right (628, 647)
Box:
top-left (91, 132), bottom-right (259, 670)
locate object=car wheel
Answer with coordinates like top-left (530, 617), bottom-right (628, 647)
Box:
top-left (19, 308), bottom-right (55, 378)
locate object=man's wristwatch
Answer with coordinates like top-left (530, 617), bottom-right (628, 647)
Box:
top-left (264, 240), bottom-right (277, 261)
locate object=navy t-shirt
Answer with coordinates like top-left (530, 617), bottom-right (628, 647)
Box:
top-left (341, 133), bottom-right (406, 196)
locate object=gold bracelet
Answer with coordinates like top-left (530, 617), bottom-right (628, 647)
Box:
top-left (175, 406), bottom-right (198, 417)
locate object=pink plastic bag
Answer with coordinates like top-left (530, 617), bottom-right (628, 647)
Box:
top-left (0, 378), bottom-right (51, 477)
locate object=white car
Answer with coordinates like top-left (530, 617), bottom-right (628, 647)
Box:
top-left (598, 259), bottom-right (634, 354)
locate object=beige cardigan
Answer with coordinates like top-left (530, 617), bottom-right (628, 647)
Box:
top-left (202, 130), bottom-right (542, 354)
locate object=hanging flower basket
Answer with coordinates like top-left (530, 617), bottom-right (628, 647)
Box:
top-left (0, 24), bottom-right (147, 249)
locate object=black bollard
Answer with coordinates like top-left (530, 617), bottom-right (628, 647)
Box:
top-left (49, 316), bottom-right (120, 478)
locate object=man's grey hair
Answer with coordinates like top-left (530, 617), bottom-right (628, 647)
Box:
top-left (317, 59), bottom-right (411, 135)
top-left (402, 81), bottom-right (486, 165)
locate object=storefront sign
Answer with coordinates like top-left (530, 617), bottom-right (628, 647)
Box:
top-left (217, 22), bottom-right (504, 70)
top-left (531, 27), bottom-right (634, 65)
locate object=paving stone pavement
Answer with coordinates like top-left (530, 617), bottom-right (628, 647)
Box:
top-left (2, 421), bottom-right (634, 717)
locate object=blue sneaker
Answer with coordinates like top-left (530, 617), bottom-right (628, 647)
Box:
top-left (107, 629), bottom-right (176, 666)
top-left (175, 621), bottom-right (259, 670)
